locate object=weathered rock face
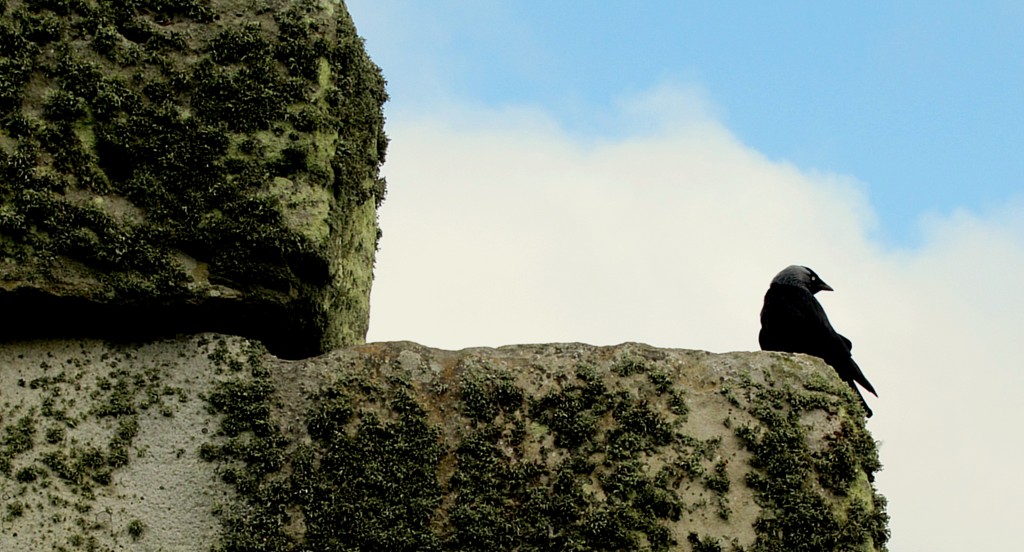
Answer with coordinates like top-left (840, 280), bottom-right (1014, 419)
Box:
top-left (0, 337), bottom-right (889, 551)
top-left (0, 0), bottom-right (387, 358)
top-left (0, 5), bottom-right (892, 551)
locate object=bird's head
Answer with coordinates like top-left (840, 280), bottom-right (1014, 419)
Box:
top-left (771, 265), bottom-right (834, 294)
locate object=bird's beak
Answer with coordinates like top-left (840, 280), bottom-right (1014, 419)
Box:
top-left (819, 282), bottom-right (834, 292)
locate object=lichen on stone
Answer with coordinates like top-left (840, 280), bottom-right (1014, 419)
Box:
top-left (0, 0), bottom-right (388, 358)
top-left (190, 341), bottom-right (890, 552)
top-left (0, 338), bottom-right (889, 551)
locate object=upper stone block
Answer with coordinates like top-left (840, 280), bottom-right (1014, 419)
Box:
top-left (0, 0), bottom-right (388, 358)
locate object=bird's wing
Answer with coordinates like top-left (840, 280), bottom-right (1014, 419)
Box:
top-left (837, 333), bottom-right (853, 351)
top-left (759, 285), bottom-right (841, 355)
top-left (807, 299), bottom-right (878, 395)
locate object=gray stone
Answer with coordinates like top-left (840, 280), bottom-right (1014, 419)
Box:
top-left (0, 0), bottom-right (387, 358)
top-left (0, 337), bottom-right (889, 551)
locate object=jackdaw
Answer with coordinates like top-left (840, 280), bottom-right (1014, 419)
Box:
top-left (758, 265), bottom-right (877, 417)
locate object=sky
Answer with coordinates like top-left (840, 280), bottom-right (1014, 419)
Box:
top-left (346, 2), bottom-right (1024, 551)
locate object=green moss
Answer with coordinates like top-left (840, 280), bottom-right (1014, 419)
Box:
top-left (91, 370), bottom-right (138, 417)
top-left (687, 532), bottom-right (724, 552)
top-left (612, 355), bottom-right (648, 377)
top-left (106, 416), bottom-right (138, 468)
top-left (732, 373), bottom-right (889, 551)
top-left (606, 399), bottom-right (674, 459)
top-left (459, 368), bottom-right (524, 425)
top-left (45, 424), bottom-right (65, 443)
top-left (14, 464), bottom-right (43, 482)
top-left (207, 378), bottom-right (275, 438)
top-left (194, 346), bottom-right (709, 551)
top-left (705, 459), bottom-right (730, 494)
top-left (298, 391), bottom-right (444, 551)
top-left (531, 363), bottom-right (609, 449)
top-left (667, 388), bottom-right (689, 418)
top-left (201, 351), bottom-right (445, 551)
top-left (2, 414), bottom-right (36, 456)
top-left (446, 362), bottom-right (688, 552)
top-left (127, 518), bottom-right (145, 540)
top-left (6, 499), bottom-right (26, 519)
top-left (0, 0), bottom-right (389, 357)
top-left (1, 341), bottom-right (889, 550)
top-left (646, 369), bottom-right (672, 393)
top-left (0, 347), bottom-right (164, 543)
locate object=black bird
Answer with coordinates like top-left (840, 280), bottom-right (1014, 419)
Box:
top-left (759, 265), bottom-right (877, 417)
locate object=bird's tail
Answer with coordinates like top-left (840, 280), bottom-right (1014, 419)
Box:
top-left (848, 357), bottom-right (877, 397)
top-left (848, 381), bottom-right (874, 418)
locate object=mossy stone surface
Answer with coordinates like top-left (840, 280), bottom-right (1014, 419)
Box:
top-left (0, 337), bottom-right (889, 551)
top-left (0, 0), bottom-right (387, 358)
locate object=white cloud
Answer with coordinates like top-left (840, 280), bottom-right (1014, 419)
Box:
top-left (369, 99), bottom-right (876, 351)
top-left (366, 90), bottom-right (1024, 552)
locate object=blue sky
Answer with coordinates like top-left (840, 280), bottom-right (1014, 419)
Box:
top-left (347, 3), bottom-right (1024, 552)
top-left (349, 1), bottom-right (1024, 246)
